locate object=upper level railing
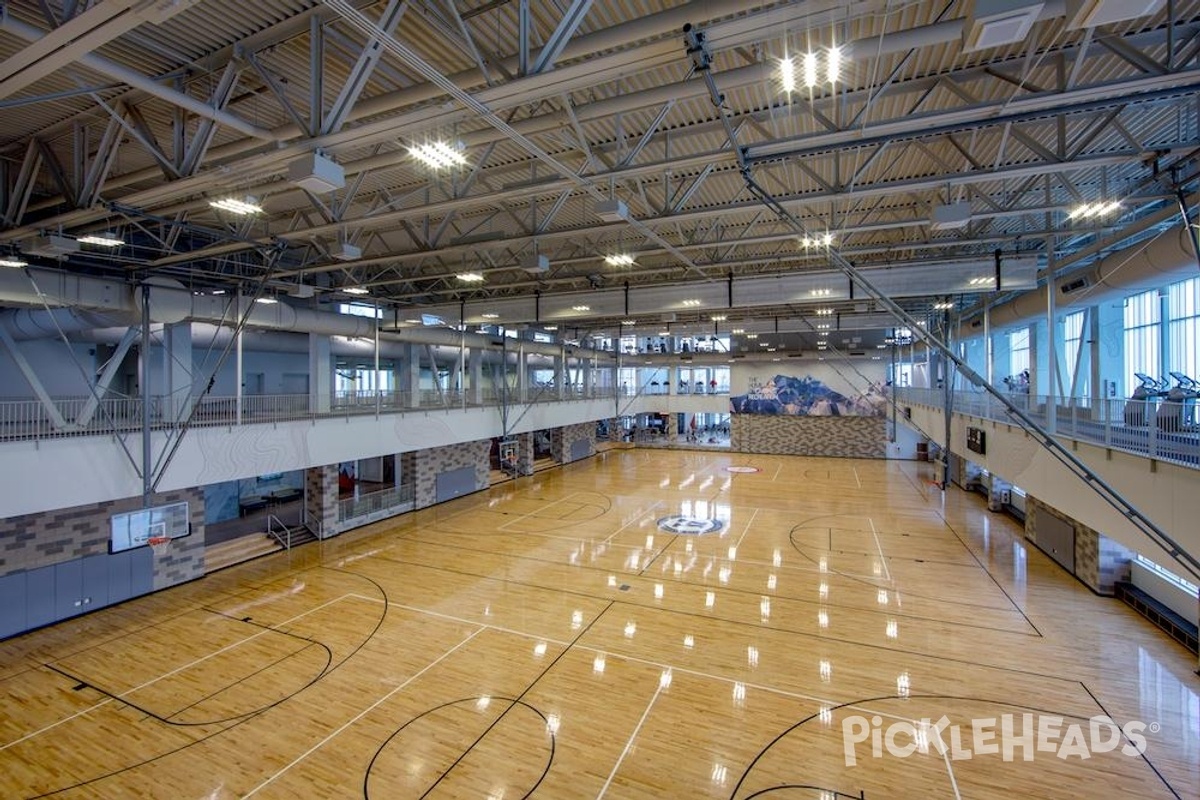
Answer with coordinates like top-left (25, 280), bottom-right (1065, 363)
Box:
top-left (0, 386), bottom-right (622, 443)
top-left (896, 387), bottom-right (1200, 470)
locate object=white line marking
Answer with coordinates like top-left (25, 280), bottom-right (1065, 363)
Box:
top-left (733, 507), bottom-right (760, 549)
top-left (771, 462), bottom-right (782, 482)
top-left (602, 501), bottom-right (664, 544)
top-left (941, 746), bottom-right (964, 800)
top-left (852, 467), bottom-right (862, 489)
top-left (867, 516), bottom-right (892, 582)
top-left (243, 627), bottom-right (484, 797)
top-left (595, 682), bottom-right (665, 799)
top-left (0, 593), bottom-right (368, 752)
top-left (498, 492), bottom-right (580, 531)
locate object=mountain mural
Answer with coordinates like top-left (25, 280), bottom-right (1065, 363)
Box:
top-left (730, 374), bottom-right (887, 417)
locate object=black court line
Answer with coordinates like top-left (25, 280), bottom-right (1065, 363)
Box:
top-left (367, 553), bottom-right (1090, 684)
top-left (403, 601), bottom-right (615, 800)
top-left (384, 535), bottom-right (1037, 637)
top-left (1079, 681), bottom-right (1182, 800)
top-left (787, 528), bottom-right (1044, 633)
top-left (24, 568), bottom-right (389, 799)
top-left (363, 696), bottom-right (555, 800)
top-left (936, 515), bottom-right (1044, 637)
top-left (638, 534), bottom-right (679, 576)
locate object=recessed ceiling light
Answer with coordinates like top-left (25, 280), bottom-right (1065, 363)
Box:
top-left (456, 272), bottom-right (484, 282)
top-left (209, 196), bottom-right (262, 215)
top-left (77, 232), bottom-right (123, 247)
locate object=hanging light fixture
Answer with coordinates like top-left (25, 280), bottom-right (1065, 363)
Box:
top-left (77, 232), bottom-right (123, 247)
top-left (209, 196), bottom-right (263, 215)
top-left (411, 140), bottom-right (467, 169)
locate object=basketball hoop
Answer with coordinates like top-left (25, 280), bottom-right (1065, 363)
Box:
top-left (147, 536), bottom-right (171, 556)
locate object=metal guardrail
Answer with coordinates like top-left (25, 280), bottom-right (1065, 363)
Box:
top-left (896, 388), bottom-right (1200, 470)
top-left (0, 386), bottom-right (623, 443)
top-left (266, 514), bottom-right (292, 550)
top-left (337, 484), bottom-right (415, 522)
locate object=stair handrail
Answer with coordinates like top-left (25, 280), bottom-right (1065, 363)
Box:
top-left (266, 514), bottom-right (292, 550)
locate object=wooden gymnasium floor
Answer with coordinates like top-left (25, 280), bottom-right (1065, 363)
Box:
top-left (1, 451), bottom-right (1197, 799)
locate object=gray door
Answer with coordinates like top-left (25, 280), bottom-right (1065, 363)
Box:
top-left (435, 466), bottom-right (477, 503)
top-left (25, 564), bottom-right (57, 629)
top-left (1037, 513), bottom-right (1075, 573)
top-left (0, 572), bottom-right (27, 639)
top-left (108, 549), bottom-right (134, 604)
top-left (81, 555), bottom-right (109, 612)
top-left (131, 546), bottom-right (154, 597)
top-left (569, 439), bottom-right (591, 461)
top-left (55, 559), bottom-right (83, 619)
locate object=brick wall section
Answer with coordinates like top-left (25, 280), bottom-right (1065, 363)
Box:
top-left (730, 415), bottom-right (888, 458)
top-left (305, 465), bottom-right (338, 536)
top-left (0, 487), bottom-right (205, 589)
top-left (560, 422), bottom-right (596, 464)
top-left (412, 440), bottom-right (490, 509)
top-left (1026, 495), bottom-right (1132, 595)
top-left (515, 433), bottom-right (534, 475)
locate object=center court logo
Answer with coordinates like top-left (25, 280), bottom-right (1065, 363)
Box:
top-left (656, 516), bottom-right (725, 535)
top-left (842, 713), bottom-right (1152, 766)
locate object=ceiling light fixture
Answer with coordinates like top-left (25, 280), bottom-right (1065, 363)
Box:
top-left (77, 232), bottom-right (123, 247)
top-left (456, 272), bottom-right (484, 282)
top-left (681, 299), bottom-right (702, 307)
top-left (604, 253), bottom-right (635, 267)
top-left (731, 328), bottom-right (745, 334)
top-left (710, 314), bottom-right (727, 322)
top-left (410, 140), bottom-right (467, 169)
top-left (544, 325), bottom-right (557, 331)
top-left (815, 308), bottom-right (834, 316)
top-left (779, 56), bottom-right (796, 93)
top-left (255, 297), bottom-right (278, 305)
top-left (209, 196), bottom-right (263, 215)
top-left (481, 313), bottom-right (499, 319)
top-left (1068, 200), bottom-right (1122, 219)
top-left (621, 320), bottom-right (637, 326)
top-left (572, 304), bottom-right (590, 312)
top-left (343, 287), bottom-right (370, 295)
top-left (933, 301), bottom-right (954, 310)
top-left (803, 52), bottom-right (818, 87)
top-left (0, 256), bottom-right (28, 268)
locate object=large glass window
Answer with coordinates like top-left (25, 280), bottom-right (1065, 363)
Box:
top-left (1124, 289), bottom-right (1161, 382)
top-left (1167, 277), bottom-right (1199, 380)
top-left (335, 367), bottom-right (393, 395)
top-left (1008, 328), bottom-right (1030, 392)
top-left (1061, 310), bottom-right (1088, 402)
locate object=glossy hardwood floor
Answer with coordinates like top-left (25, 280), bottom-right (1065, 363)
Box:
top-left (1, 450), bottom-right (1197, 799)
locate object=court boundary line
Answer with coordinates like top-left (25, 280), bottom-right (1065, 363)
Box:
top-left (242, 627), bottom-right (485, 797)
top-left (595, 681), bottom-right (665, 798)
top-left (0, 593), bottom-right (371, 753)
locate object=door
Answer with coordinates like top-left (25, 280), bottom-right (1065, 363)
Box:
top-left (435, 467), bottom-right (477, 503)
top-left (0, 572), bottom-right (27, 639)
top-left (243, 372), bottom-right (265, 394)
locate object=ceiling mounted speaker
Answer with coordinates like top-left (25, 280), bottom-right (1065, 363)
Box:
top-left (963, 0), bottom-right (1045, 52)
top-left (930, 201), bottom-right (972, 230)
top-left (521, 254), bottom-right (549, 274)
top-left (593, 199), bottom-right (628, 222)
top-left (330, 242), bottom-right (361, 261)
top-left (288, 152), bottom-right (345, 193)
top-left (1066, 0), bottom-right (1165, 28)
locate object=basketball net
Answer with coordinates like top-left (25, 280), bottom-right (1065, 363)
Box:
top-left (148, 536), bottom-right (171, 556)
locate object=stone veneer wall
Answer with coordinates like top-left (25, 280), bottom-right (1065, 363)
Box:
top-left (412, 439), bottom-right (491, 509)
top-left (515, 433), bottom-right (534, 475)
top-left (305, 465), bottom-right (339, 536)
top-left (560, 422), bottom-right (596, 464)
top-left (1025, 496), bottom-right (1133, 595)
top-left (730, 415), bottom-right (888, 458)
top-left (549, 428), bottom-right (564, 462)
top-left (0, 487), bottom-right (206, 590)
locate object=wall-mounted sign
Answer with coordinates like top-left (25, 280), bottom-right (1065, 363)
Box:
top-left (967, 427), bottom-right (986, 455)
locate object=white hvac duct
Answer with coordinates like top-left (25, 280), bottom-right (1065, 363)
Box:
top-left (0, 268), bottom-right (609, 360)
top-left (981, 224), bottom-right (1198, 331)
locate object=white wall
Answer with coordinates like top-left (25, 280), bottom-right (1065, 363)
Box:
top-left (0, 340), bottom-right (99, 397)
top-left (903, 403), bottom-right (1200, 584)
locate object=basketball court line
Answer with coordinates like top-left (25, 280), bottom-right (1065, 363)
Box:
top-left (772, 463), bottom-right (783, 481)
top-left (853, 466), bottom-right (862, 489)
top-left (595, 679), bottom-right (666, 799)
top-left (242, 627), bottom-right (484, 797)
top-left (497, 492), bottom-right (584, 531)
top-left (601, 501), bottom-right (664, 543)
top-left (867, 517), bottom-right (892, 582)
top-left (0, 593), bottom-right (365, 753)
top-left (733, 507), bottom-right (761, 549)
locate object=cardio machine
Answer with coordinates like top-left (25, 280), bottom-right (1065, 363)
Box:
top-left (1124, 373), bottom-right (1168, 427)
top-left (1155, 372), bottom-right (1199, 433)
